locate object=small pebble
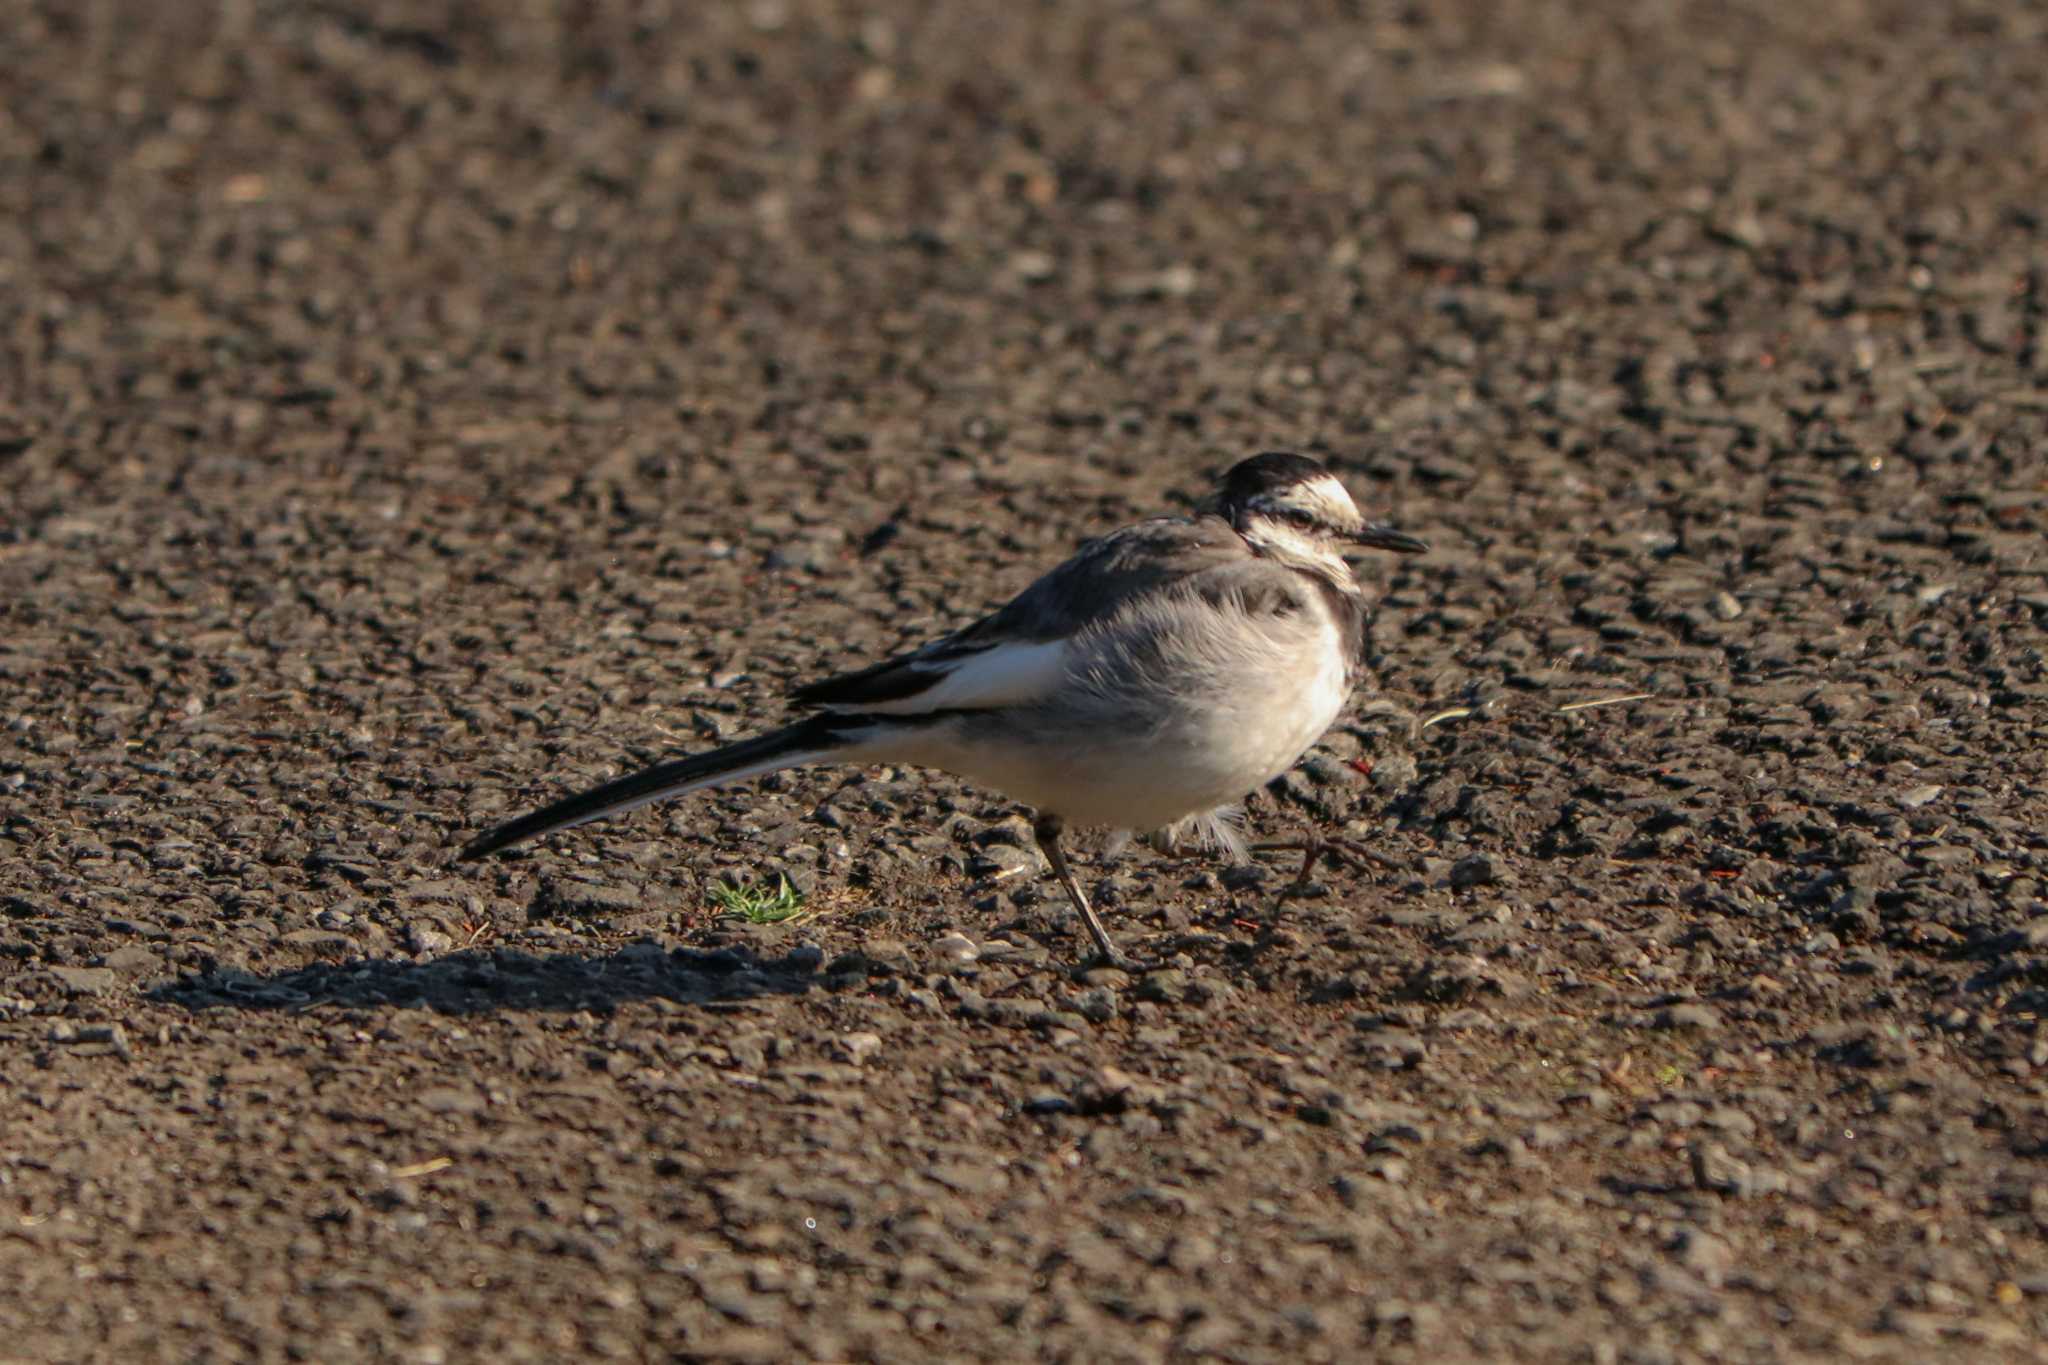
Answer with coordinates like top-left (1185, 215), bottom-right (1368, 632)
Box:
top-left (932, 933), bottom-right (980, 964)
top-left (833, 1032), bottom-right (883, 1066)
top-left (1656, 1003), bottom-right (1723, 1032)
top-left (1450, 854), bottom-right (1497, 890)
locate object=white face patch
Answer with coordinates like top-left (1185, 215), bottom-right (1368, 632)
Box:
top-left (1296, 475), bottom-right (1361, 526)
top-left (1237, 517), bottom-right (1352, 572)
top-left (1245, 474), bottom-right (1364, 546)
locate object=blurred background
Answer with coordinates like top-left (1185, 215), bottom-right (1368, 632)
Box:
top-left (8, 0), bottom-right (2041, 752)
top-left (10, 1), bottom-right (2040, 517)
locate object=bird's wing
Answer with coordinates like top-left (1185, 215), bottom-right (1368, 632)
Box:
top-left (789, 515), bottom-right (1251, 715)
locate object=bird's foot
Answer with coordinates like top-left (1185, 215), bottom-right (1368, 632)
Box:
top-left (1075, 946), bottom-right (1166, 977)
top-left (1249, 833), bottom-right (1395, 908)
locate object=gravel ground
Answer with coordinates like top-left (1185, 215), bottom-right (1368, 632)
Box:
top-left (4, 1), bottom-right (2048, 1360)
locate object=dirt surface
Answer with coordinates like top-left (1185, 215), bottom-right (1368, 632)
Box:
top-left (4, 1), bottom-right (2048, 1360)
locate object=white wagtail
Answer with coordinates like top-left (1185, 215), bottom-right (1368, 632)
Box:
top-left (460, 452), bottom-right (1425, 966)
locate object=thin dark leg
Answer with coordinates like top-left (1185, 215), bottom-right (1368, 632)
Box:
top-left (1032, 812), bottom-right (1126, 966)
top-left (1287, 841), bottom-right (1323, 898)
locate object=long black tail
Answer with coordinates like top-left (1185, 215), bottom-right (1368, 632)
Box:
top-left (458, 713), bottom-right (856, 860)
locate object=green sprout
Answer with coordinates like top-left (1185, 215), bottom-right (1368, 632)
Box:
top-left (709, 875), bottom-right (807, 925)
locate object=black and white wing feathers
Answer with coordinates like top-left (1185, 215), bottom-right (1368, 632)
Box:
top-left (790, 516), bottom-right (1253, 716)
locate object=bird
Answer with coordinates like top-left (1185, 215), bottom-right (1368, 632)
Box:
top-left (458, 452), bottom-right (1426, 967)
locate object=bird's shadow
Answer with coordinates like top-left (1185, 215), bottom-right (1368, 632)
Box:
top-left (150, 942), bottom-right (829, 1016)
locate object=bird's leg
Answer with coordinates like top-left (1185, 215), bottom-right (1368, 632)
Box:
top-left (1283, 840), bottom-right (1325, 899)
top-left (1032, 812), bottom-right (1130, 968)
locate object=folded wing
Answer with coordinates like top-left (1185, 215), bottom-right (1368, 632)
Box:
top-left (792, 516), bottom-right (1250, 716)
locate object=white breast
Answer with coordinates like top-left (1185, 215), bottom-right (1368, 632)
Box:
top-left (895, 581), bottom-right (1357, 835)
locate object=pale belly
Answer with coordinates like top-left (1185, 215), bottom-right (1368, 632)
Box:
top-left (893, 625), bottom-right (1352, 832)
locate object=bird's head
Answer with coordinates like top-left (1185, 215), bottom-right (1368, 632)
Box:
top-left (1209, 452), bottom-right (1427, 564)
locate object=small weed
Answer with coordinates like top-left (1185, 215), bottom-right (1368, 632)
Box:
top-left (710, 875), bottom-right (808, 925)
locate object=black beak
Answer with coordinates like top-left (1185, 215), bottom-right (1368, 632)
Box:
top-left (1349, 523), bottom-right (1428, 554)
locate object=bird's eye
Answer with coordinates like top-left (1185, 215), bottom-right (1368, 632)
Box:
top-left (1283, 509), bottom-right (1317, 528)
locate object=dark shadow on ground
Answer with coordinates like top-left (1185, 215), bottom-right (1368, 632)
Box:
top-left (150, 944), bottom-right (827, 1015)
